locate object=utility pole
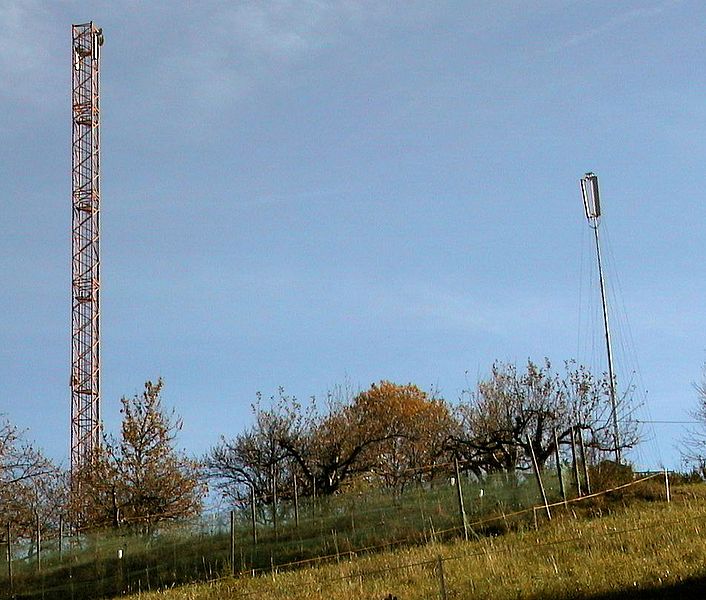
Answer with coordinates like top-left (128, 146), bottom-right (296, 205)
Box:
top-left (580, 172), bottom-right (621, 463)
top-left (70, 22), bottom-right (104, 481)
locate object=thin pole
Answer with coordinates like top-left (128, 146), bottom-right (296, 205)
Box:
top-left (271, 465), bottom-right (278, 537)
top-left (571, 426), bottom-right (582, 496)
top-left (312, 475), bottom-right (317, 520)
top-left (527, 436), bottom-right (551, 521)
top-left (453, 458), bottom-right (469, 541)
top-left (59, 515), bottom-right (64, 560)
top-left (664, 468), bottom-right (671, 503)
top-left (229, 510), bottom-right (236, 577)
top-left (592, 222), bottom-right (621, 462)
top-left (36, 512), bottom-right (41, 572)
top-left (6, 522), bottom-right (12, 592)
top-left (553, 428), bottom-right (566, 506)
top-left (293, 474), bottom-right (300, 529)
top-left (250, 484), bottom-right (257, 546)
top-left (578, 428), bottom-right (592, 494)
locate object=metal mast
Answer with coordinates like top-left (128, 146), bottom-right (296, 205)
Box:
top-left (71, 23), bottom-right (104, 475)
top-left (580, 172), bottom-right (621, 463)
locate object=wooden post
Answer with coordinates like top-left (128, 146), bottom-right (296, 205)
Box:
top-left (527, 436), bottom-right (551, 521)
top-left (454, 458), bottom-right (469, 541)
top-left (578, 427), bottom-right (592, 494)
top-left (250, 484), bottom-right (257, 546)
top-left (230, 510), bottom-right (236, 577)
top-left (293, 474), bottom-right (300, 529)
top-left (437, 556), bottom-right (448, 600)
top-left (664, 468), bottom-right (671, 503)
top-left (553, 428), bottom-right (567, 506)
top-left (571, 426), bottom-right (582, 496)
top-left (36, 512), bottom-right (41, 572)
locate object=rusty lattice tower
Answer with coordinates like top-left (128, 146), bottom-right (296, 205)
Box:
top-left (71, 22), bottom-right (104, 474)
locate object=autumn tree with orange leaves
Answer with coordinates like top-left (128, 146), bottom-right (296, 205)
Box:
top-left (73, 380), bottom-right (205, 530)
top-left (208, 381), bottom-right (458, 501)
top-left (349, 381), bottom-right (456, 490)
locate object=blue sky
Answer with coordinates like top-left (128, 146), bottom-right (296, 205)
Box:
top-left (1, 0), bottom-right (704, 470)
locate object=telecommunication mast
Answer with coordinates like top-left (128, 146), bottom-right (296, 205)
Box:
top-left (580, 172), bottom-right (621, 463)
top-left (71, 22), bottom-right (104, 475)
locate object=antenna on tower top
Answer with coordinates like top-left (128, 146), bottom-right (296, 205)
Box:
top-left (580, 172), bottom-right (601, 221)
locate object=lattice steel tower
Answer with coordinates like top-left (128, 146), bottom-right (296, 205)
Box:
top-left (71, 22), bottom-right (104, 474)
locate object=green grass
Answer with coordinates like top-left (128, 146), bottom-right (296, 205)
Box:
top-left (0, 470), bottom-right (673, 599)
top-left (124, 483), bottom-right (706, 600)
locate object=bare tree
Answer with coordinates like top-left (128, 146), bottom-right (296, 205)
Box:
top-left (0, 418), bottom-right (61, 539)
top-left (206, 389), bottom-right (301, 509)
top-left (680, 367), bottom-right (706, 475)
top-left (453, 359), bottom-right (638, 475)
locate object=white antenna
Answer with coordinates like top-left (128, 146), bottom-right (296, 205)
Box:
top-left (580, 172), bottom-right (621, 463)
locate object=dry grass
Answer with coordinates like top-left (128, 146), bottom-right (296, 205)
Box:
top-left (127, 484), bottom-right (706, 599)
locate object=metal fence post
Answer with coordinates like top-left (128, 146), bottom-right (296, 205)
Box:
top-left (250, 484), bottom-right (257, 546)
top-left (571, 425), bottom-right (582, 496)
top-left (6, 522), bottom-right (12, 593)
top-left (454, 458), bottom-right (469, 541)
top-left (230, 510), bottom-right (236, 576)
top-left (293, 474), bottom-right (300, 529)
top-left (36, 512), bottom-right (41, 572)
top-left (553, 428), bottom-right (567, 506)
top-left (59, 515), bottom-right (64, 560)
top-left (578, 427), bottom-right (592, 494)
top-left (271, 464), bottom-right (278, 537)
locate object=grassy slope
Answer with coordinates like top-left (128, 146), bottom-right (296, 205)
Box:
top-left (128, 484), bottom-right (706, 600)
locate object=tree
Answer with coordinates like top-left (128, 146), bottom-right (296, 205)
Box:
top-left (208, 382), bottom-right (459, 503)
top-left (453, 359), bottom-right (638, 475)
top-left (206, 389), bottom-right (301, 510)
top-left (343, 381), bottom-right (456, 490)
top-left (0, 418), bottom-right (61, 539)
top-left (680, 367), bottom-right (706, 475)
top-left (74, 380), bottom-right (205, 529)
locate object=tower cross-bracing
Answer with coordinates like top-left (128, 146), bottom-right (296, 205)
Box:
top-left (71, 22), bottom-right (104, 474)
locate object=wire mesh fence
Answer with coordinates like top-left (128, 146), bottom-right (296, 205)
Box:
top-left (0, 466), bottom-right (669, 599)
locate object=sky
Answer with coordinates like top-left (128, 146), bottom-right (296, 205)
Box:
top-left (1, 0), bottom-right (704, 471)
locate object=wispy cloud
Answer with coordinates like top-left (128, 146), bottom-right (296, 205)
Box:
top-left (545, 0), bottom-right (682, 54)
top-left (151, 1), bottom-right (411, 108)
top-left (376, 281), bottom-right (574, 338)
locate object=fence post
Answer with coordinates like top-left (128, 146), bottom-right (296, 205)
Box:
top-left (271, 464), bottom-right (278, 538)
top-left (230, 510), bottom-right (236, 577)
top-left (553, 428), bottom-right (567, 506)
top-left (436, 556), bottom-right (448, 600)
top-left (571, 426), bottom-right (582, 496)
top-left (293, 474), bottom-right (300, 529)
top-left (6, 522), bottom-right (12, 594)
top-left (59, 515), bottom-right (64, 560)
top-left (312, 475), bottom-right (317, 520)
top-left (454, 458), bottom-right (469, 541)
top-left (577, 427), bottom-right (592, 494)
top-left (664, 469), bottom-right (671, 503)
top-left (250, 484), bottom-right (257, 546)
top-left (36, 511), bottom-right (41, 572)
top-left (527, 436), bottom-right (551, 521)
